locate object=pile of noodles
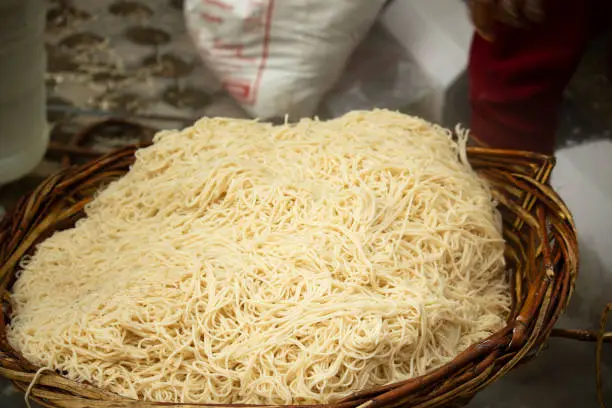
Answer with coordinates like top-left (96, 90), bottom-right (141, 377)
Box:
top-left (8, 110), bottom-right (510, 404)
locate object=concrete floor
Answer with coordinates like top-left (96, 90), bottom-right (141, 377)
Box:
top-left (0, 1), bottom-right (611, 407)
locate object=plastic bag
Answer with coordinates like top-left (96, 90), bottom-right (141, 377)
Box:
top-left (185, 0), bottom-right (386, 119)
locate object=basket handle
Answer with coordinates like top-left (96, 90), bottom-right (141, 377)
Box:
top-left (550, 303), bottom-right (612, 408)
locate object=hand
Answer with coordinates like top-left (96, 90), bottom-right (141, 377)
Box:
top-left (468, 0), bottom-right (546, 41)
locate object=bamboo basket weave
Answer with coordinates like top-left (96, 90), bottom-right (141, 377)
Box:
top-left (0, 144), bottom-right (595, 408)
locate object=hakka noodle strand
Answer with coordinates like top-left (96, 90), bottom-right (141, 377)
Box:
top-left (8, 110), bottom-right (511, 404)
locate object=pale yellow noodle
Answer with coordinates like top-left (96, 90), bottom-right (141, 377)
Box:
top-left (8, 110), bottom-right (511, 404)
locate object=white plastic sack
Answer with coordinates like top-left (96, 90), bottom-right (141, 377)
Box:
top-left (185, 0), bottom-right (386, 119)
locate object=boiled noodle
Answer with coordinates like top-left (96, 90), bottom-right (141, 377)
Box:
top-left (8, 110), bottom-right (511, 404)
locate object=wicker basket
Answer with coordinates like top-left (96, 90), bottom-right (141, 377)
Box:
top-left (0, 145), bottom-right (587, 408)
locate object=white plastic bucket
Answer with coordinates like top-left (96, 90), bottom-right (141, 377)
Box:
top-left (0, 0), bottom-right (48, 185)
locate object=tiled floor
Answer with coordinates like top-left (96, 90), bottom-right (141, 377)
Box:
top-left (0, 1), bottom-right (611, 407)
top-left (44, 0), bottom-right (246, 121)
